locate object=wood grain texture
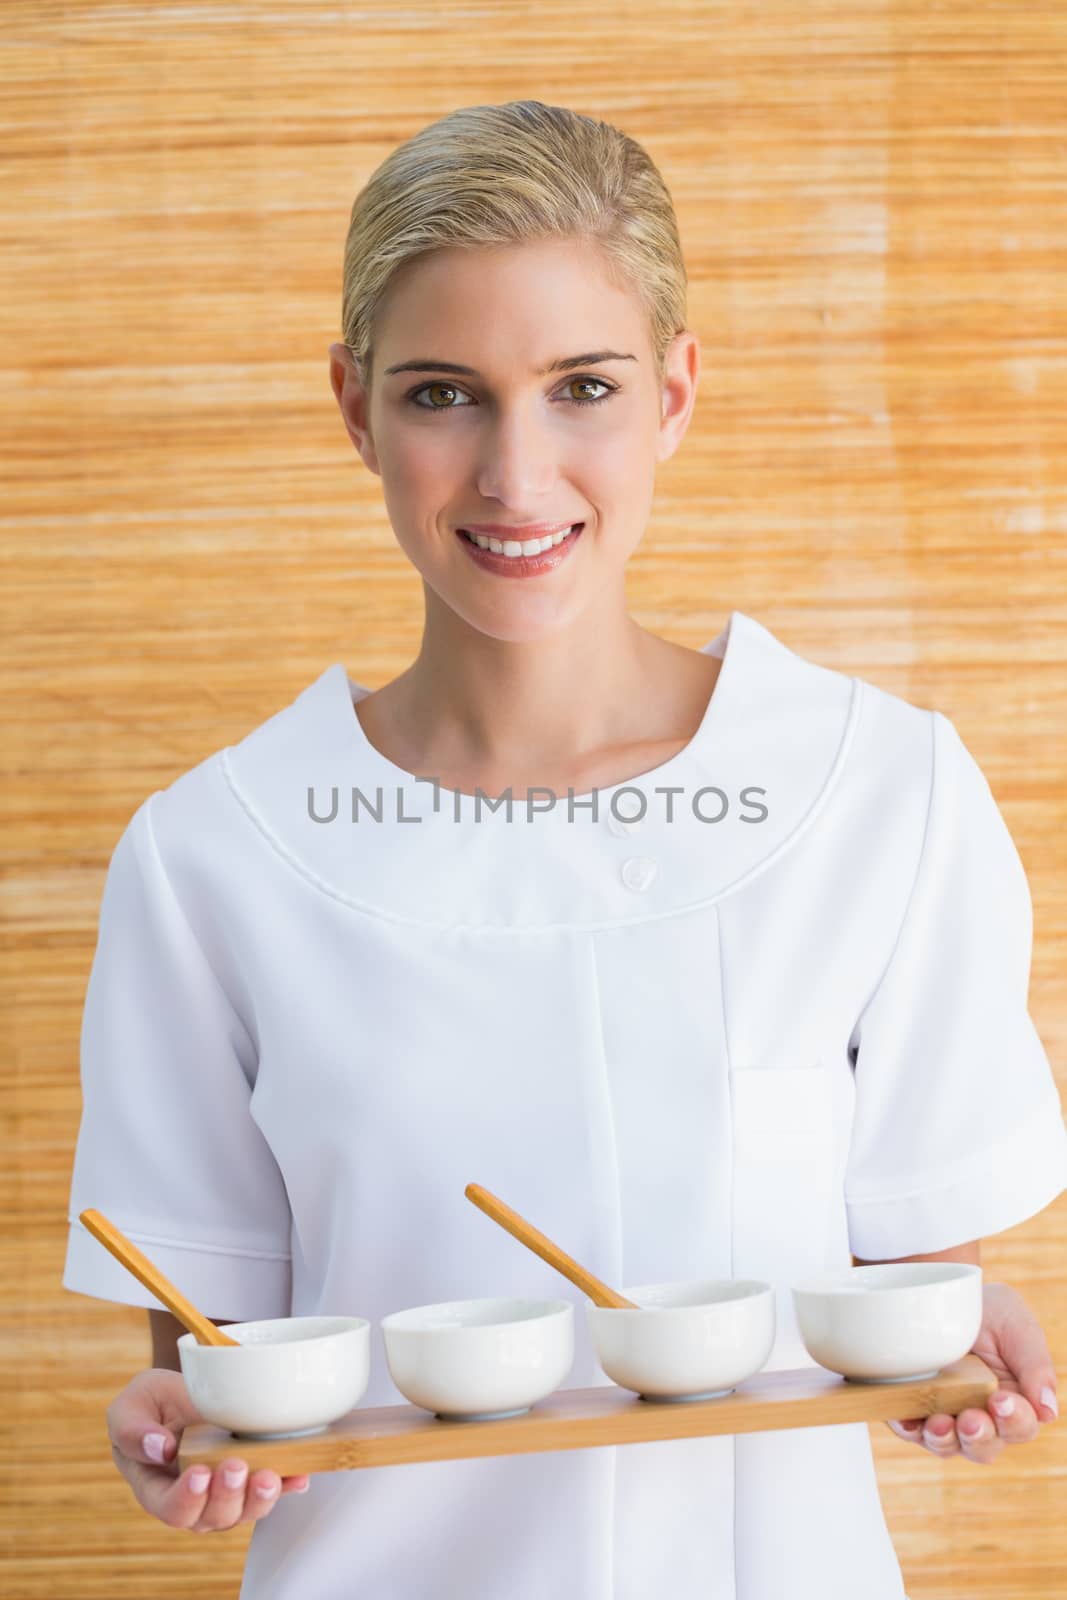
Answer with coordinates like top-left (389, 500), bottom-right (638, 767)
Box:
top-left (174, 1357), bottom-right (1000, 1475)
top-left (5, 1), bottom-right (1065, 1595)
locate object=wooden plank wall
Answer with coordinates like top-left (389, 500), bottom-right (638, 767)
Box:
top-left (4, 2), bottom-right (1064, 1594)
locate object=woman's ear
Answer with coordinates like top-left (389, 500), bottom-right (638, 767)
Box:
top-left (328, 342), bottom-right (381, 476)
top-left (656, 330), bottom-right (700, 463)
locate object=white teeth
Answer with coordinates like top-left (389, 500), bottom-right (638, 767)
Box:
top-left (462, 525), bottom-right (580, 557)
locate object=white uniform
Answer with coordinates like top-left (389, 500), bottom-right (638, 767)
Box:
top-left (63, 609), bottom-right (1067, 1600)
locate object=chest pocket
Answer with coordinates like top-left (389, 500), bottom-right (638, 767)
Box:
top-left (728, 1062), bottom-right (836, 1371)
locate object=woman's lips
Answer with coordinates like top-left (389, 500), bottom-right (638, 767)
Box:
top-left (455, 523), bottom-right (584, 578)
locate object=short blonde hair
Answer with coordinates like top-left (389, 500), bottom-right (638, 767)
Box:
top-left (340, 99), bottom-right (689, 398)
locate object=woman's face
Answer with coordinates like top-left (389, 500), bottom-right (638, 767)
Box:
top-left (329, 237), bottom-right (699, 644)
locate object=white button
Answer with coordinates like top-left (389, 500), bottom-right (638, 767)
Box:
top-left (621, 855), bottom-right (658, 892)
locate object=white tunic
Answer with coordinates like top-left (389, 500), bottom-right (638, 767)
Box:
top-left (63, 609), bottom-right (1067, 1600)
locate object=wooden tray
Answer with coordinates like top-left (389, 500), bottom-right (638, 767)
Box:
top-left (177, 1354), bottom-right (997, 1474)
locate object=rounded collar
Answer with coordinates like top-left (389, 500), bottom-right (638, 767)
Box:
top-left (343, 612), bottom-right (737, 818)
top-left (221, 610), bottom-right (862, 929)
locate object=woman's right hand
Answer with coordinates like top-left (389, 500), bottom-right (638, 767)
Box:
top-left (107, 1368), bottom-right (311, 1531)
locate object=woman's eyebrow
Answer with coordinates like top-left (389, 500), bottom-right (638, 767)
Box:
top-left (384, 350), bottom-right (638, 378)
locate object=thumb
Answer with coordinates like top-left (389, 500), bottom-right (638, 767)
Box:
top-left (140, 1428), bottom-right (177, 1465)
top-left (107, 1368), bottom-right (204, 1467)
top-left (990, 1290), bottom-right (1059, 1422)
top-left (1005, 1323), bottom-right (1059, 1422)
top-left (1029, 1372), bottom-right (1059, 1424)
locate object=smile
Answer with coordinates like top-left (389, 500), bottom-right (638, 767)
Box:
top-left (459, 524), bottom-right (583, 556)
top-left (454, 523), bottom-right (585, 579)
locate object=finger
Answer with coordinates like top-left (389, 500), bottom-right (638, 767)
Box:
top-left (107, 1369), bottom-right (204, 1446)
top-left (107, 1408), bottom-right (180, 1474)
top-left (187, 1465), bottom-right (310, 1524)
top-left (151, 1461), bottom-right (230, 1530)
top-left (109, 1427), bottom-right (179, 1476)
top-left (233, 1470), bottom-right (286, 1526)
top-left (1026, 1377), bottom-right (1059, 1425)
top-left (886, 1419), bottom-right (924, 1442)
top-left (984, 1288), bottom-right (1059, 1424)
top-left (188, 1460), bottom-right (254, 1532)
top-left (108, 1419), bottom-right (185, 1518)
top-left (992, 1304), bottom-right (1058, 1413)
top-left (107, 1369), bottom-right (207, 1482)
top-left (955, 1406), bottom-right (1004, 1462)
top-left (921, 1414), bottom-right (959, 1454)
top-left (988, 1389), bottom-right (1041, 1442)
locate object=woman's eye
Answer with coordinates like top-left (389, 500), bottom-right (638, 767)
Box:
top-left (564, 377), bottom-right (618, 408)
top-left (406, 381), bottom-right (474, 411)
top-left (404, 376), bottom-right (619, 412)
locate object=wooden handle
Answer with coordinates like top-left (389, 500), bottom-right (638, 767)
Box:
top-left (464, 1183), bottom-right (638, 1309)
top-left (78, 1208), bottom-right (241, 1347)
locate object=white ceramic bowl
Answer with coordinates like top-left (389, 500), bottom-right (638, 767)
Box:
top-left (791, 1263), bottom-right (983, 1382)
top-left (587, 1279), bottom-right (776, 1401)
top-left (381, 1296), bottom-right (574, 1420)
top-left (178, 1316), bottom-right (371, 1439)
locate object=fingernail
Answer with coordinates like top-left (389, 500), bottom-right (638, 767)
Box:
top-left (223, 1465), bottom-right (247, 1489)
top-left (255, 1480), bottom-right (279, 1499)
top-left (991, 1393), bottom-right (1015, 1417)
top-left (926, 1418), bottom-right (953, 1438)
top-left (295, 1481), bottom-right (310, 1493)
top-left (188, 1468), bottom-right (211, 1493)
top-left (958, 1417), bottom-right (983, 1437)
top-left (1040, 1385), bottom-right (1058, 1420)
top-left (143, 1432), bottom-right (168, 1463)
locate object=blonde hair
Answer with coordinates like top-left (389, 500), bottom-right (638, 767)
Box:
top-left (340, 100), bottom-right (689, 399)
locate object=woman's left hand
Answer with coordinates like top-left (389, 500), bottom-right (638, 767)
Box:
top-left (887, 1282), bottom-right (1059, 1461)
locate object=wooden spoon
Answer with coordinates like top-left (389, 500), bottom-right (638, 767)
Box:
top-left (78, 1208), bottom-right (242, 1347)
top-left (465, 1184), bottom-right (639, 1309)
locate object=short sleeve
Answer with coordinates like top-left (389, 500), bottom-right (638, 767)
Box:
top-left (844, 709), bottom-right (1067, 1259)
top-left (62, 794), bottom-right (293, 1320)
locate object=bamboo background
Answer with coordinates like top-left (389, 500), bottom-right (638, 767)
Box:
top-left (3, 2), bottom-right (1065, 1594)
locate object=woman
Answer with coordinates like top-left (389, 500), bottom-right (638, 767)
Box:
top-left (63, 100), bottom-right (1066, 1599)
